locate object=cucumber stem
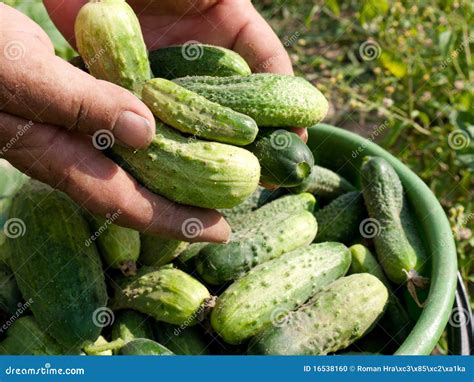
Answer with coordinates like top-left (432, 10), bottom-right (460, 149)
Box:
top-left (83, 338), bottom-right (125, 355)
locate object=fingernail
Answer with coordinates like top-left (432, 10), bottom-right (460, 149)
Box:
top-left (114, 111), bottom-right (153, 148)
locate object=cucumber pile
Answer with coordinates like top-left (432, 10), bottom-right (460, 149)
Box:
top-left (0, 0), bottom-right (430, 356)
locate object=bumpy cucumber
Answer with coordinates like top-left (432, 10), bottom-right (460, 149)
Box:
top-left (246, 129), bottom-right (314, 187)
top-left (0, 160), bottom-right (27, 231)
top-left (75, 0), bottom-right (151, 93)
top-left (360, 157), bottom-right (428, 284)
top-left (174, 74), bottom-right (328, 127)
top-left (142, 78), bottom-right (258, 145)
top-left (289, 165), bottom-right (355, 198)
top-left (111, 310), bottom-right (155, 343)
top-left (149, 44), bottom-right (251, 79)
top-left (349, 244), bottom-right (412, 345)
top-left (0, 317), bottom-right (67, 355)
top-left (196, 209), bottom-right (317, 284)
top-left (139, 234), bottom-right (189, 267)
top-left (211, 243), bottom-right (351, 344)
top-left (111, 265), bottom-right (213, 325)
top-left (119, 338), bottom-right (174, 355)
top-left (248, 274), bottom-right (388, 355)
top-left (154, 322), bottom-right (210, 355)
top-left (88, 216), bottom-right (140, 275)
top-left (9, 180), bottom-right (108, 350)
top-left (0, 264), bottom-right (22, 315)
top-left (314, 191), bottom-right (365, 243)
top-left (110, 121), bottom-right (260, 209)
top-left (175, 242), bottom-right (208, 273)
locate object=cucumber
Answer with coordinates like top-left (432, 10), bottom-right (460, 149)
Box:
top-left (84, 336), bottom-right (115, 356)
top-left (111, 310), bottom-right (155, 343)
top-left (109, 122), bottom-right (260, 209)
top-left (149, 44), bottom-right (251, 79)
top-left (142, 78), bottom-right (258, 145)
top-left (196, 209), bottom-right (318, 284)
top-left (0, 317), bottom-right (67, 355)
top-left (349, 244), bottom-right (412, 345)
top-left (175, 242), bottom-right (208, 273)
top-left (139, 234), bottom-right (189, 267)
top-left (153, 322), bottom-right (210, 355)
top-left (0, 160), bottom-right (27, 230)
top-left (211, 242), bottom-right (351, 344)
top-left (248, 274), bottom-right (388, 355)
top-left (8, 180), bottom-right (108, 350)
top-left (111, 265), bottom-right (214, 325)
top-left (119, 338), bottom-right (174, 355)
top-left (0, 264), bottom-right (22, 315)
top-left (75, 2), bottom-right (261, 209)
top-left (246, 129), bottom-right (314, 187)
top-left (314, 191), bottom-right (365, 243)
top-left (75, 0), bottom-right (151, 93)
top-left (360, 157), bottom-right (428, 285)
top-left (173, 74), bottom-right (329, 127)
top-left (88, 216), bottom-right (140, 276)
top-left (289, 165), bottom-right (355, 198)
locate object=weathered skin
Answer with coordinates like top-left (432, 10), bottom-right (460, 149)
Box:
top-left (248, 274), bottom-right (388, 355)
top-left (174, 74), bottom-right (329, 127)
top-left (211, 242), bottom-right (351, 344)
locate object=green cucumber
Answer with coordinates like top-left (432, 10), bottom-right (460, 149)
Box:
top-left (246, 129), bottom-right (314, 187)
top-left (149, 44), bottom-right (251, 79)
top-left (111, 310), bottom-right (155, 343)
top-left (153, 322), bottom-right (210, 355)
top-left (0, 264), bottom-right (23, 315)
top-left (289, 165), bottom-right (355, 198)
top-left (0, 317), bottom-right (68, 355)
top-left (88, 216), bottom-right (140, 276)
top-left (349, 244), bottom-right (412, 345)
top-left (142, 78), bottom-right (258, 145)
top-left (211, 242), bottom-right (351, 344)
top-left (139, 234), bottom-right (188, 267)
top-left (314, 191), bottom-right (365, 244)
top-left (360, 157), bottom-right (428, 285)
top-left (196, 209), bottom-right (317, 285)
top-left (111, 265), bottom-right (213, 325)
top-left (119, 338), bottom-right (174, 355)
top-left (8, 180), bottom-right (108, 350)
top-left (75, 0), bottom-right (151, 93)
top-left (174, 74), bottom-right (329, 127)
top-left (109, 121), bottom-right (260, 209)
top-left (248, 274), bottom-right (388, 355)
top-left (175, 242), bottom-right (208, 273)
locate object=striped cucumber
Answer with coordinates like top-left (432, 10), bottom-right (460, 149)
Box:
top-left (149, 44), bottom-right (251, 78)
top-left (360, 157), bottom-right (428, 290)
top-left (211, 243), bottom-right (351, 344)
top-left (142, 78), bottom-right (258, 145)
top-left (139, 234), bottom-right (189, 267)
top-left (289, 165), bottom-right (355, 198)
top-left (111, 265), bottom-right (214, 325)
top-left (349, 244), bottom-right (412, 345)
top-left (314, 191), bottom-right (366, 244)
top-left (174, 74), bottom-right (329, 127)
top-left (248, 274), bottom-right (388, 355)
top-left (195, 208), bottom-right (318, 285)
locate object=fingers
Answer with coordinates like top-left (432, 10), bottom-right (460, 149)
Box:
top-left (291, 127), bottom-right (308, 143)
top-left (1, 31), bottom-right (155, 149)
top-left (0, 112), bottom-right (230, 243)
top-left (231, 3), bottom-right (294, 75)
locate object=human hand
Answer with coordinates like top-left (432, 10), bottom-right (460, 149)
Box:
top-left (0, 3), bottom-right (229, 242)
top-left (44, 0), bottom-right (307, 141)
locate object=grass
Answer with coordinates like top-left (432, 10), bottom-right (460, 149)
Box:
top-left (255, 0), bottom-right (473, 308)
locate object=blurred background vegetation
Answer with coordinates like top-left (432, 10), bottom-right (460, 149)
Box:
top-left (5, 0), bottom-right (473, 321)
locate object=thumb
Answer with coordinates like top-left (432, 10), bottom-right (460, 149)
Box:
top-left (0, 34), bottom-right (155, 148)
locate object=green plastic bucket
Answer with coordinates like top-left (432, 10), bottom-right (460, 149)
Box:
top-left (307, 123), bottom-right (458, 355)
